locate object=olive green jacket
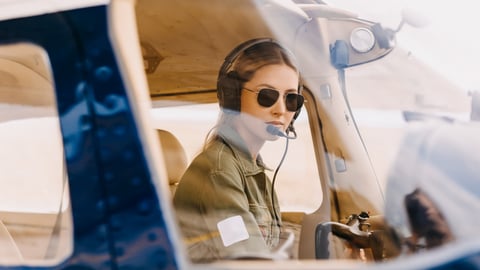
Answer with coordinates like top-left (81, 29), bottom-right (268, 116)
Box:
top-left (173, 126), bottom-right (282, 262)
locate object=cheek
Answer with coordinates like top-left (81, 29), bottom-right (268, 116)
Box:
top-left (286, 111), bottom-right (296, 121)
top-left (240, 92), bottom-right (262, 117)
top-left (284, 112), bottom-right (296, 129)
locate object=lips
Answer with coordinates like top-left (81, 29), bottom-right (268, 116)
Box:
top-left (266, 121), bottom-right (283, 127)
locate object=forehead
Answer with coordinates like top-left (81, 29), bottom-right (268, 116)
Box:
top-left (247, 64), bottom-right (299, 90)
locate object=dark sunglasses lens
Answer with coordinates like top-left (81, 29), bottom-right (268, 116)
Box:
top-left (286, 93), bottom-right (304, 112)
top-left (256, 88), bottom-right (304, 112)
top-left (257, 89), bottom-right (279, 107)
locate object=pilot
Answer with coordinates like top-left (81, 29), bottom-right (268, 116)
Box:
top-left (173, 38), bottom-right (304, 262)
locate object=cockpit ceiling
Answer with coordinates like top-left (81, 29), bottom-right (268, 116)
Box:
top-left (136, 0), bottom-right (280, 102)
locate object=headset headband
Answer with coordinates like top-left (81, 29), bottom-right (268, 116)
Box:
top-left (218, 38), bottom-right (276, 80)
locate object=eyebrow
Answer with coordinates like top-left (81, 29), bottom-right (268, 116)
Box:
top-left (256, 83), bottom-right (298, 93)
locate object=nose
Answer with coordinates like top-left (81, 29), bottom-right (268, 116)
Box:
top-left (271, 95), bottom-right (287, 115)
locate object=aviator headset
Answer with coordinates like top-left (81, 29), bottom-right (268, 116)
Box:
top-left (216, 38), bottom-right (304, 135)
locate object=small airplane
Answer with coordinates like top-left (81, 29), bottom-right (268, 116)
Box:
top-left (0, 0), bottom-right (479, 269)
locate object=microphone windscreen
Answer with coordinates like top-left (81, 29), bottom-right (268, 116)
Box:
top-left (266, 125), bottom-right (282, 136)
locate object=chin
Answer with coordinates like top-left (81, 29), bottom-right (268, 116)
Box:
top-left (265, 134), bottom-right (280, 141)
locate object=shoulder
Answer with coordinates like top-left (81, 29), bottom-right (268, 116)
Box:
top-left (176, 140), bottom-right (243, 191)
top-left (194, 139), bottom-right (241, 171)
top-left (175, 140), bottom-right (244, 201)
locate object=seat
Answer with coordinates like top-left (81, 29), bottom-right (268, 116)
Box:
top-left (157, 129), bottom-right (188, 196)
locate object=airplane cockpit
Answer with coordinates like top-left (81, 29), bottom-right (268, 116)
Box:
top-left (0, 0), bottom-right (478, 269)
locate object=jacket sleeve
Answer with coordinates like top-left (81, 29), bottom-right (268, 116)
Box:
top-left (173, 150), bottom-right (272, 262)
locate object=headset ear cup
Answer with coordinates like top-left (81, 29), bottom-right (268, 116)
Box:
top-left (217, 71), bottom-right (242, 112)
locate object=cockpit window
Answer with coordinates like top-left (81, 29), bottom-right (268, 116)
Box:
top-left (151, 103), bottom-right (323, 214)
top-left (0, 43), bottom-right (73, 264)
top-left (345, 48), bottom-right (471, 191)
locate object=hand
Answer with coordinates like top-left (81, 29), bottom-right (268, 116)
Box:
top-left (271, 230), bottom-right (295, 259)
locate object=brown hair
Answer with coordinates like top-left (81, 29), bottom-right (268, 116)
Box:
top-left (232, 41), bottom-right (299, 86)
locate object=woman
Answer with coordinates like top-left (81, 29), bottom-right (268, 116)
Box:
top-left (173, 38), bottom-right (304, 262)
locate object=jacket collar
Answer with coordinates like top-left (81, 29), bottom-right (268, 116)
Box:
top-left (217, 124), bottom-right (271, 174)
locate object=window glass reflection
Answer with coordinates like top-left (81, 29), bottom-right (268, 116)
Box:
top-left (0, 43), bottom-right (72, 264)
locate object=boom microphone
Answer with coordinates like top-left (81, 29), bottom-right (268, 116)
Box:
top-left (266, 125), bottom-right (297, 139)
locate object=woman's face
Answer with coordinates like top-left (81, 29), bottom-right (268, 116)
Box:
top-left (239, 64), bottom-right (299, 141)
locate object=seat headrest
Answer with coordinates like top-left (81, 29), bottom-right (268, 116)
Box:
top-left (157, 129), bottom-right (188, 186)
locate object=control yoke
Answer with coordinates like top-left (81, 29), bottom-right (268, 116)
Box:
top-left (315, 212), bottom-right (384, 261)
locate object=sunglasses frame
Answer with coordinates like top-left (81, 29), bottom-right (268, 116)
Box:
top-left (243, 87), bottom-right (304, 112)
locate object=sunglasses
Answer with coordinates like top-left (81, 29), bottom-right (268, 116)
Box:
top-left (243, 87), bottom-right (304, 112)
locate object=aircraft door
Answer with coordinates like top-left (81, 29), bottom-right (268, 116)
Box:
top-left (0, 4), bottom-right (180, 269)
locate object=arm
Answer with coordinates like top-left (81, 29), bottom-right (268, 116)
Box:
top-left (174, 151), bottom-right (276, 261)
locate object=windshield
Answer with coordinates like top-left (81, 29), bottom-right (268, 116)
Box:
top-left (321, 0), bottom-right (475, 194)
top-left (324, 0), bottom-right (480, 262)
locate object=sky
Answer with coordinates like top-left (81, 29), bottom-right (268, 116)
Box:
top-left (325, 0), bottom-right (480, 93)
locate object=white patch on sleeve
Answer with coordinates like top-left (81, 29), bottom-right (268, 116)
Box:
top-left (217, 215), bottom-right (249, 247)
